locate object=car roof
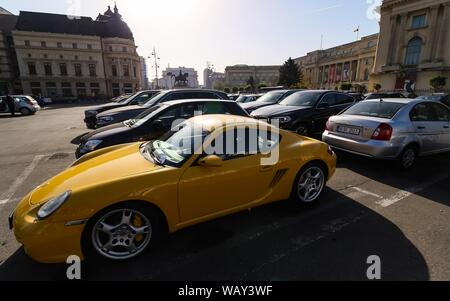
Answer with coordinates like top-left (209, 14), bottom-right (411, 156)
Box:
top-left (163, 99), bottom-right (236, 106)
top-left (186, 114), bottom-right (272, 132)
top-left (363, 98), bottom-right (417, 104)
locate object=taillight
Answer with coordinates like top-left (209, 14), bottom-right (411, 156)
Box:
top-left (325, 119), bottom-right (332, 131)
top-left (372, 123), bottom-right (393, 141)
top-left (25, 99), bottom-right (33, 105)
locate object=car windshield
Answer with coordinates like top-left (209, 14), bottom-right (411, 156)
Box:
top-left (256, 91), bottom-right (285, 103)
top-left (279, 92), bottom-right (322, 107)
top-left (236, 95), bottom-right (248, 103)
top-left (142, 92), bottom-right (169, 108)
top-left (125, 105), bottom-right (166, 127)
top-left (342, 101), bottom-right (405, 119)
top-left (142, 122), bottom-right (211, 167)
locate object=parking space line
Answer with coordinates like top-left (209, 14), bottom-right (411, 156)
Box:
top-left (351, 187), bottom-right (383, 199)
top-left (0, 155), bottom-right (45, 206)
top-left (376, 174), bottom-right (449, 208)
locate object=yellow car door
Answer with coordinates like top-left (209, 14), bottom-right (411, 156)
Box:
top-left (178, 127), bottom-right (278, 222)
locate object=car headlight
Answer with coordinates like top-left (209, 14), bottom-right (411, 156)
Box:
top-left (272, 116), bottom-right (292, 124)
top-left (98, 116), bottom-right (114, 123)
top-left (86, 110), bottom-right (98, 117)
top-left (37, 191), bottom-right (71, 220)
top-left (83, 139), bottom-right (103, 151)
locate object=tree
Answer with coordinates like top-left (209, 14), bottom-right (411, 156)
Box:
top-left (238, 87), bottom-right (245, 92)
top-left (278, 58), bottom-right (302, 88)
top-left (246, 76), bottom-right (256, 93)
top-left (258, 83), bottom-right (268, 90)
top-left (373, 83), bottom-right (382, 92)
top-left (430, 76), bottom-right (447, 92)
top-left (232, 87), bottom-right (239, 93)
top-left (244, 85), bottom-right (252, 92)
top-left (224, 87), bottom-right (231, 93)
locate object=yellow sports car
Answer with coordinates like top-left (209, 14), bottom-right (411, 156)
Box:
top-left (10, 115), bottom-right (336, 263)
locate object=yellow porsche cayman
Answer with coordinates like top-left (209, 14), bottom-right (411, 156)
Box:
top-left (10, 115), bottom-right (336, 263)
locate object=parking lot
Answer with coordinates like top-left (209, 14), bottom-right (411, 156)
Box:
top-left (0, 104), bottom-right (449, 281)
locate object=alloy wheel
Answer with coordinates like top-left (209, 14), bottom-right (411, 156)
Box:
top-left (297, 166), bottom-right (325, 203)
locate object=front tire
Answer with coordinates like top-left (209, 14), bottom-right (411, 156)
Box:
top-left (291, 162), bottom-right (326, 205)
top-left (82, 203), bottom-right (162, 262)
top-left (294, 123), bottom-right (310, 136)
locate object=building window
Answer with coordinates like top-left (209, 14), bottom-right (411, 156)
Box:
top-left (112, 65), bottom-right (118, 77)
top-left (412, 14), bottom-right (426, 29)
top-left (123, 83), bottom-right (133, 93)
top-left (25, 40), bottom-right (30, 46)
top-left (112, 83), bottom-right (120, 96)
top-left (89, 56), bottom-right (93, 60)
top-left (404, 37), bottom-right (423, 65)
top-left (122, 46), bottom-right (127, 52)
top-left (30, 82), bottom-right (42, 96)
top-left (57, 42), bottom-right (62, 48)
top-left (123, 65), bottom-right (130, 77)
top-left (28, 62), bottom-right (37, 75)
top-left (44, 63), bottom-right (52, 76)
top-left (43, 54), bottom-right (48, 59)
top-left (74, 56), bottom-right (79, 60)
top-left (133, 66), bottom-right (137, 77)
top-left (61, 82), bottom-right (73, 97)
top-left (41, 41), bottom-right (46, 47)
top-left (27, 53), bottom-right (32, 58)
top-left (46, 82), bottom-right (57, 97)
top-left (59, 55), bottom-right (63, 59)
top-left (364, 68), bottom-right (370, 81)
top-left (109, 46), bottom-right (113, 52)
top-left (89, 64), bottom-right (97, 77)
top-left (87, 44), bottom-right (92, 49)
top-left (74, 63), bottom-right (82, 76)
top-left (76, 83), bottom-right (86, 97)
top-left (60, 63), bottom-right (68, 76)
top-left (72, 43), bottom-right (78, 49)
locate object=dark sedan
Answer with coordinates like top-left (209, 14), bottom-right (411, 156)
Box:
top-left (240, 90), bottom-right (302, 114)
top-left (251, 90), bottom-right (356, 136)
top-left (95, 89), bottom-right (229, 128)
top-left (84, 90), bottom-right (160, 129)
top-left (76, 99), bottom-right (248, 158)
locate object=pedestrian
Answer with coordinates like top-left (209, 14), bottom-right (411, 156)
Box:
top-left (5, 93), bottom-right (15, 117)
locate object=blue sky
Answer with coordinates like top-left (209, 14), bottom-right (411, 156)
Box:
top-left (4, 0), bottom-right (381, 84)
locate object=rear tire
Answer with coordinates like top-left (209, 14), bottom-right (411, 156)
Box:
top-left (290, 162), bottom-right (327, 206)
top-left (397, 145), bottom-right (418, 170)
top-left (20, 107), bottom-right (32, 116)
top-left (82, 202), bottom-right (163, 262)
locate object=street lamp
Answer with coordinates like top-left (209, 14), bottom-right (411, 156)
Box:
top-left (149, 47), bottom-right (160, 89)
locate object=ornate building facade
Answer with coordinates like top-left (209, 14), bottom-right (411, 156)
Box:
top-left (225, 65), bottom-right (280, 87)
top-left (0, 7), bottom-right (18, 94)
top-left (11, 5), bottom-right (142, 99)
top-left (294, 34), bottom-right (379, 91)
top-left (371, 0), bottom-right (450, 93)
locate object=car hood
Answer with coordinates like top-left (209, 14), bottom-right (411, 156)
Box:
top-left (240, 102), bottom-right (274, 111)
top-left (97, 105), bottom-right (143, 117)
top-left (81, 123), bottom-right (129, 142)
top-left (87, 102), bottom-right (124, 113)
top-left (29, 143), bottom-right (161, 205)
top-left (251, 104), bottom-right (313, 117)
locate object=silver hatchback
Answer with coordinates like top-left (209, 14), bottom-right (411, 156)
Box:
top-left (0, 95), bottom-right (41, 115)
top-left (323, 99), bottom-right (450, 169)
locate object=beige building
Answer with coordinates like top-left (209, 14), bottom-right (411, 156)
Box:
top-left (371, 0), bottom-right (450, 94)
top-left (294, 34), bottom-right (379, 91)
top-left (11, 5), bottom-right (142, 100)
top-left (225, 64), bottom-right (280, 87)
top-left (0, 7), bottom-right (18, 94)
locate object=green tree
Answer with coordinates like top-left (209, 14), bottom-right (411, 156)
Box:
top-left (224, 87), bottom-right (231, 93)
top-left (258, 83), bottom-right (268, 90)
top-left (238, 87), bottom-right (245, 92)
top-left (232, 87), bottom-right (239, 93)
top-left (244, 85), bottom-right (252, 92)
top-left (340, 83), bottom-right (353, 91)
top-left (373, 83), bottom-right (382, 92)
top-left (430, 76), bottom-right (447, 92)
top-left (278, 58), bottom-right (302, 87)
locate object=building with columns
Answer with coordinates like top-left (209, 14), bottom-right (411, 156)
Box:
top-left (0, 7), bottom-right (18, 94)
top-left (11, 4), bottom-right (142, 100)
top-left (370, 0), bottom-right (450, 93)
top-left (294, 34), bottom-right (379, 91)
top-left (225, 65), bottom-right (280, 87)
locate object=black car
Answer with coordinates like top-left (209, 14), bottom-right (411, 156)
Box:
top-left (84, 90), bottom-right (160, 129)
top-left (364, 92), bottom-right (406, 100)
top-left (76, 99), bottom-right (248, 158)
top-left (95, 89), bottom-right (229, 128)
top-left (240, 90), bottom-right (303, 114)
top-left (251, 90), bottom-right (356, 136)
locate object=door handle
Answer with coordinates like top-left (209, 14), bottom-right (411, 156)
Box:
top-left (417, 126), bottom-right (426, 130)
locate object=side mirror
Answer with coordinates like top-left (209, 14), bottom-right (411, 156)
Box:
top-left (151, 120), bottom-right (164, 131)
top-left (317, 102), bottom-right (330, 109)
top-left (198, 155), bottom-right (223, 167)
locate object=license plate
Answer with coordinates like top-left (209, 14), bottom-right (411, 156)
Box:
top-left (337, 125), bottom-right (360, 135)
top-left (8, 212), bottom-right (14, 230)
